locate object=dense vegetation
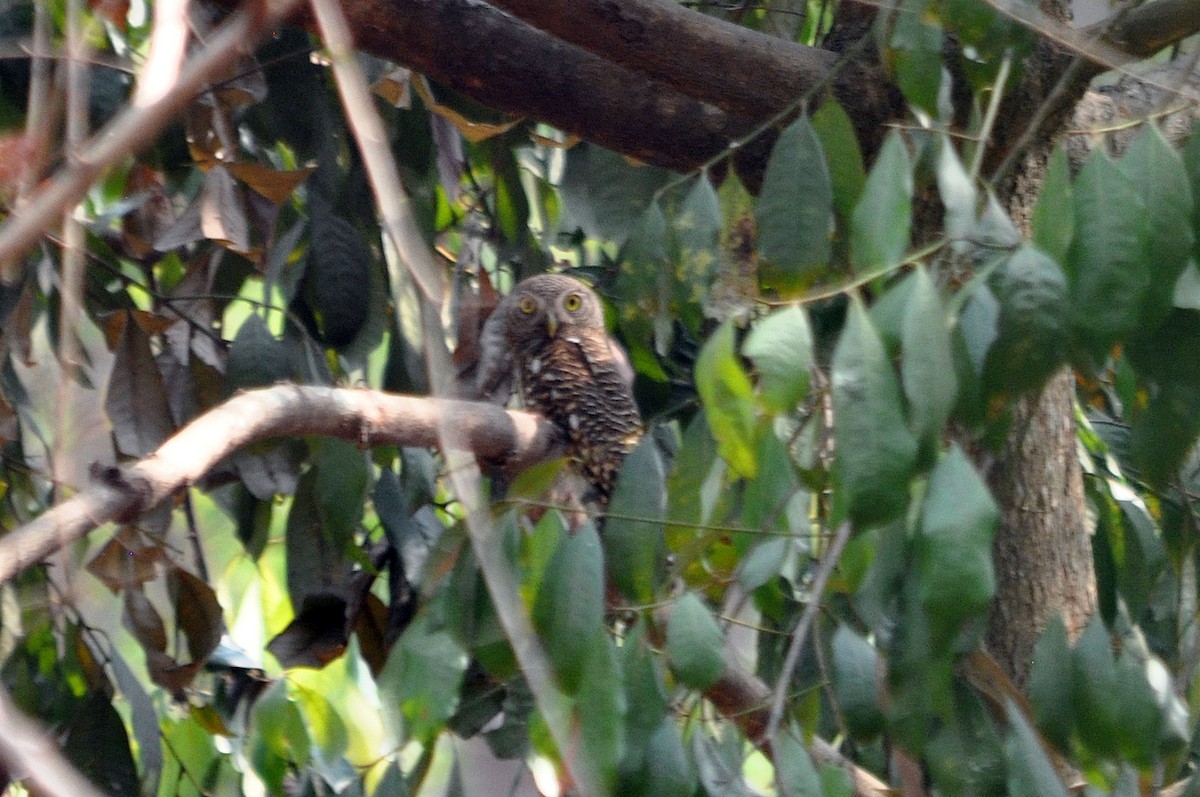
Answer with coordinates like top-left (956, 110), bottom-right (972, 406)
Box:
top-left (1, 1), bottom-right (1200, 796)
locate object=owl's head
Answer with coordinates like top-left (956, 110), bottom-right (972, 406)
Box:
top-left (502, 274), bottom-right (605, 346)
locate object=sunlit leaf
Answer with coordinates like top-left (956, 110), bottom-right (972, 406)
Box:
top-left (743, 304), bottom-right (813, 414)
top-left (695, 319), bottom-right (759, 477)
top-left (379, 613), bottom-right (468, 743)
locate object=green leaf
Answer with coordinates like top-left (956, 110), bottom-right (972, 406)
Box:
top-left (560, 143), bottom-right (673, 245)
top-left (743, 304), bottom-right (814, 414)
top-left (1031, 144), bottom-right (1073, 265)
top-left (901, 266), bottom-right (956, 459)
top-left (1114, 649), bottom-right (1163, 767)
top-left (1070, 617), bottom-right (1121, 758)
top-left (773, 725), bottom-right (822, 797)
top-left (630, 721), bottom-right (696, 797)
top-left (1066, 149), bottom-right (1150, 343)
top-left (227, 312), bottom-right (294, 390)
top-left (831, 296), bottom-right (919, 526)
top-left (851, 132), bottom-right (913, 270)
top-left (315, 438), bottom-right (369, 554)
top-left (62, 692), bottom-right (140, 796)
top-left (605, 437), bottom-right (667, 603)
top-left (889, 0), bottom-right (943, 115)
top-left (1026, 614), bottom-right (1073, 751)
top-left (576, 631), bottom-right (627, 792)
top-left (982, 244), bottom-right (1070, 398)
top-left (831, 625), bottom-right (884, 740)
top-left (1184, 122), bottom-right (1200, 263)
top-left (695, 319), bottom-right (759, 478)
top-left (285, 470), bottom-right (348, 609)
top-left (755, 115), bottom-right (833, 289)
top-left (666, 593), bottom-right (725, 690)
top-left (532, 521), bottom-right (606, 693)
top-left (812, 98), bottom-right (866, 221)
top-left (379, 614), bottom-right (468, 743)
top-left (1120, 124), bottom-right (1195, 327)
top-left (937, 137), bottom-right (977, 248)
top-left (914, 445), bottom-right (998, 648)
top-left (291, 685), bottom-right (349, 766)
top-left (674, 174), bottom-right (722, 290)
top-left (249, 680), bottom-right (311, 794)
top-left (1004, 698), bottom-right (1069, 797)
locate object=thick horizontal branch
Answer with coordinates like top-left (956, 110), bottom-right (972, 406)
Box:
top-left (0, 385), bottom-right (563, 585)
top-left (483, 0), bottom-right (838, 123)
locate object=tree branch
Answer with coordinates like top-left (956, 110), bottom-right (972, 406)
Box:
top-left (483, 0), bottom-right (838, 122)
top-left (0, 385), bottom-right (563, 585)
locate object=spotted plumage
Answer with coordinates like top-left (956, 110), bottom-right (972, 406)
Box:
top-left (473, 274), bottom-right (643, 502)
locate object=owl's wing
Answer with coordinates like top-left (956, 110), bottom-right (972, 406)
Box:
top-left (464, 305), bottom-right (516, 403)
top-left (566, 332), bottom-right (635, 389)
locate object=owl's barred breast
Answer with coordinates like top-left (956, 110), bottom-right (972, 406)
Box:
top-left (519, 333), bottom-right (643, 500)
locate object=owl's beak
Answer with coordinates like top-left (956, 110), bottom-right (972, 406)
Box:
top-left (546, 315), bottom-right (558, 338)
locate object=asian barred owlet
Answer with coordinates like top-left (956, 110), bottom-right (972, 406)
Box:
top-left (472, 274), bottom-right (643, 503)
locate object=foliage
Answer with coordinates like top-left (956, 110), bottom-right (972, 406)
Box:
top-left (1, 1), bottom-right (1200, 796)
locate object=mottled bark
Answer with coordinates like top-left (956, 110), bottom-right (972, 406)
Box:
top-left (983, 372), bottom-right (1096, 685)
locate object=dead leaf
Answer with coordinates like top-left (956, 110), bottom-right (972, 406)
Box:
top-left (86, 527), bottom-right (165, 593)
top-left (225, 162), bottom-right (314, 206)
top-left (200, 165), bottom-right (251, 253)
top-left (123, 589), bottom-right (167, 653)
top-left (266, 593), bottom-right (348, 669)
top-left (169, 568), bottom-right (223, 665)
top-left (105, 310), bottom-right (175, 458)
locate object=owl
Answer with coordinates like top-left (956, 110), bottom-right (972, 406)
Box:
top-left (471, 274), bottom-right (643, 503)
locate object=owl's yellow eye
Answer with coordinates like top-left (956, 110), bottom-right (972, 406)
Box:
top-left (517, 295), bottom-right (538, 314)
top-left (563, 293), bottom-right (583, 312)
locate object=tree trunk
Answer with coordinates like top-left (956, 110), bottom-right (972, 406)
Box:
top-left (984, 372), bottom-right (1096, 685)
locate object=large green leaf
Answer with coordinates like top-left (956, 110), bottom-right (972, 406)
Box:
top-left (532, 521), bottom-right (605, 693)
top-left (695, 319), bottom-right (759, 478)
top-left (851, 132), bottom-right (913, 270)
top-left (605, 437), bottom-right (667, 603)
top-left (576, 631), bottom-right (627, 792)
top-left (1031, 144), bottom-right (1073, 265)
top-left (1066, 149), bottom-right (1150, 344)
top-left (772, 725), bottom-right (822, 797)
top-left (743, 304), bottom-right (814, 414)
top-left (812, 98), bottom-right (866, 221)
top-left (755, 115), bottom-right (833, 289)
top-left (560, 143), bottom-right (672, 245)
top-left (1070, 617), bottom-right (1121, 758)
top-left (982, 244), bottom-right (1070, 398)
top-left (831, 296), bottom-right (919, 526)
top-left (901, 266), bottom-right (956, 459)
top-left (1004, 698), bottom-right (1070, 797)
top-left (379, 613), bottom-right (468, 743)
top-left (914, 445), bottom-right (998, 648)
top-left (1120, 124), bottom-right (1194, 327)
top-left (1026, 614), bottom-right (1074, 751)
top-left (666, 593), bottom-right (725, 690)
top-left (936, 137), bottom-right (977, 248)
top-left (888, 0), bottom-right (943, 115)
top-left (831, 625), bottom-right (884, 740)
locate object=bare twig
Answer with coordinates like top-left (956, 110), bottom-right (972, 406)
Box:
top-left (0, 686), bottom-right (110, 797)
top-left (133, 0), bottom-right (192, 107)
top-left (308, 0), bottom-right (596, 791)
top-left (764, 520), bottom-right (853, 744)
top-left (0, 0), bottom-right (303, 282)
top-left (0, 385), bottom-right (563, 585)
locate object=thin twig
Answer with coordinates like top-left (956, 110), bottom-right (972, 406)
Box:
top-left (764, 520), bottom-right (853, 744)
top-left (0, 0), bottom-right (303, 282)
top-left (0, 686), bottom-right (110, 797)
top-left (307, 0), bottom-right (595, 792)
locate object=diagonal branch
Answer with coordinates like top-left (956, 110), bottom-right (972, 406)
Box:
top-left (0, 385), bottom-right (563, 585)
